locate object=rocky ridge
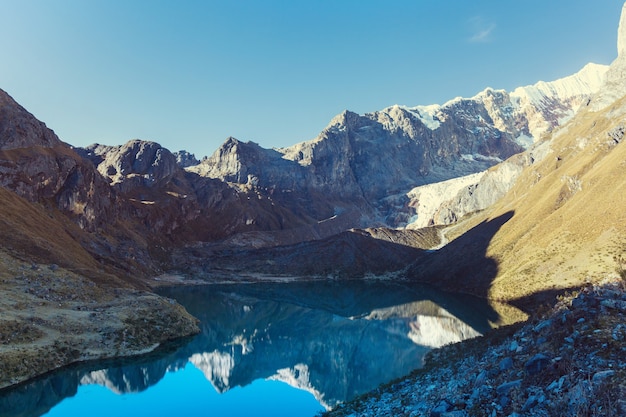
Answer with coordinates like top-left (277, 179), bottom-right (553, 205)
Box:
top-left (0, 92), bottom-right (116, 232)
top-left (189, 63), bottom-right (605, 228)
top-left (325, 278), bottom-right (626, 417)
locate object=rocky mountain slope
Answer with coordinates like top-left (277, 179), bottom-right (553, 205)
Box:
top-left (189, 63), bottom-right (605, 228)
top-left (46, 60), bottom-right (605, 280)
top-left (0, 92), bottom-right (202, 389)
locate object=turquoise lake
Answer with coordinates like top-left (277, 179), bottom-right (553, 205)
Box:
top-left (0, 281), bottom-right (499, 416)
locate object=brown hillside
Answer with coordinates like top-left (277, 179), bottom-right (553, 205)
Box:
top-left (0, 186), bottom-right (134, 287)
top-left (444, 97), bottom-right (626, 303)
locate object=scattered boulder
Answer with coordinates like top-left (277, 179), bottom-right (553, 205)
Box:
top-left (496, 379), bottom-right (522, 396)
top-left (499, 357), bottom-right (514, 371)
top-left (525, 353), bottom-right (551, 375)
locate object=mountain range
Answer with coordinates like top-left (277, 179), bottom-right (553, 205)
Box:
top-left (1, 1), bottom-right (626, 390)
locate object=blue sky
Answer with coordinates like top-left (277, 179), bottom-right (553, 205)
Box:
top-left (0, 1), bottom-right (623, 158)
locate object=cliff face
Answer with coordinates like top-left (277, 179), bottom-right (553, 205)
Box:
top-left (0, 91), bottom-right (62, 150)
top-left (73, 139), bottom-right (317, 247)
top-left (0, 90), bottom-right (279, 276)
top-left (194, 105), bottom-right (519, 227)
top-left (79, 140), bottom-right (179, 192)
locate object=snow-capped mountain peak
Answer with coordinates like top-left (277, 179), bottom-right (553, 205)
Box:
top-left (192, 59), bottom-right (609, 230)
top-left (370, 62), bottom-right (607, 148)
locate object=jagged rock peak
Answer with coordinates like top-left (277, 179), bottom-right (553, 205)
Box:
top-left (318, 62), bottom-right (606, 146)
top-left (173, 150), bottom-right (199, 168)
top-left (0, 89), bottom-right (62, 150)
top-left (82, 139), bottom-right (178, 187)
top-left (211, 137), bottom-right (269, 158)
top-left (325, 110), bottom-right (361, 131)
top-left (188, 136), bottom-right (257, 181)
top-left (222, 136), bottom-right (242, 147)
top-left (209, 136), bottom-right (271, 157)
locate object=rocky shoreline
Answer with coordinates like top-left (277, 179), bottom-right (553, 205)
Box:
top-left (324, 277), bottom-right (626, 417)
top-left (0, 254), bottom-right (199, 389)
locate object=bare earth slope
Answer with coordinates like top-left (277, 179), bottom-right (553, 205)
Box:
top-left (0, 250), bottom-right (198, 389)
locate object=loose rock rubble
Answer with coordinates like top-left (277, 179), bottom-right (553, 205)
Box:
top-left (324, 279), bottom-right (626, 416)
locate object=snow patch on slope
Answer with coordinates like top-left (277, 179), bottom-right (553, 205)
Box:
top-left (398, 104), bottom-right (442, 130)
top-left (515, 134), bottom-right (534, 148)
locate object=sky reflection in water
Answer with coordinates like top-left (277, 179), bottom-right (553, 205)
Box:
top-left (44, 362), bottom-right (323, 417)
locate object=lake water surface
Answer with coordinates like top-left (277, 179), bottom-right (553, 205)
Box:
top-left (0, 280), bottom-right (501, 417)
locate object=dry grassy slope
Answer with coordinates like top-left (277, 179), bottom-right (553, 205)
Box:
top-left (454, 97), bottom-right (626, 302)
top-left (0, 186), bottom-right (139, 288)
top-left (0, 186), bottom-right (94, 268)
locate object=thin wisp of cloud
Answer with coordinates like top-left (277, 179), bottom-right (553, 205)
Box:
top-left (468, 16), bottom-right (496, 43)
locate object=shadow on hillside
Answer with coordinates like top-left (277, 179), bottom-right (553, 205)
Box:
top-left (406, 211), bottom-right (516, 325)
top-left (408, 211), bottom-right (514, 296)
top-left (507, 287), bottom-right (581, 313)
top-left (407, 210), bottom-right (584, 320)
top-left (177, 212), bottom-right (522, 332)
top-left (180, 229), bottom-right (424, 279)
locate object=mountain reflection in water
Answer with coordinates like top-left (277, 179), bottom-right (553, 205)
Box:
top-left (0, 280), bottom-right (501, 416)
